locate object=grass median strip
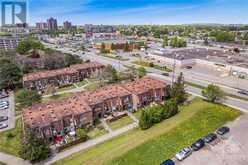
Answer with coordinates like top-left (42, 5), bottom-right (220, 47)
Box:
top-left (53, 98), bottom-right (240, 165)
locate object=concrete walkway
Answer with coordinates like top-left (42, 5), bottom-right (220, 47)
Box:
top-left (0, 152), bottom-right (31, 165)
top-left (100, 119), bottom-right (113, 133)
top-left (43, 123), bottom-right (138, 165)
top-left (126, 111), bottom-right (139, 123)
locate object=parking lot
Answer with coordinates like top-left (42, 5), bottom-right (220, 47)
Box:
top-left (0, 93), bottom-right (15, 132)
top-left (175, 114), bottom-right (248, 165)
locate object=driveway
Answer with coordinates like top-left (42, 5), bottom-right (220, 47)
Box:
top-left (177, 114), bottom-right (248, 165)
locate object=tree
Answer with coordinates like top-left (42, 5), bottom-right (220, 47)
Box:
top-left (15, 89), bottom-right (42, 110)
top-left (139, 110), bottom-right (152, 130)
top-left (169, 73), bottom-right (187, 104)
top-left (202, 84), bottom-right (225, 103)
top-left (102, 65), bottom-right (119, 83)
top-left (20, 129), bottom-right (51, 163)
top-left (80, 45), bottom-right (85, 51)
top-left (137, 67), bottom-right (147, 78)
top-left (0, 61), bottom-right (23, 89)
top-left (110, 43), bottom-right (116, 50)
top-left (123, 42), bottom-right (129, 52)
top-left (100, 43), bottom-right (106, 53)
top-left (162, 36), bottom-right (169, 48)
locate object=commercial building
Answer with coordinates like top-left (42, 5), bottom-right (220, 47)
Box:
top-left (23, 62), bottom-right (105, 92)
top-left (47, 17), bottom-right (58, 31)
top-left (22, 76), bottom-right (167, 141)
top-left (85, 24), bottom-right (116, 33)
top-left (147, 48), bottom-right (248, 78)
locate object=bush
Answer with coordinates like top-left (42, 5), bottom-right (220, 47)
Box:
top-left (139, 99), bottom-right (179, 130)
top-left (76, 128), bottom-right (88, 139)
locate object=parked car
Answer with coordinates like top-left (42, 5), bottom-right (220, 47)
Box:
top-left (203, 133), bottom-right (217, 143)
top-left (191, 139), bottom-right (205, 151)
top-left (162, 72), bottom-right (170, 76)
top-left (0, 92), bottom-right (8, 99)
top-left (175, 147), bottom-right (192, 161)
top-left (238, 90), bottom-right (248, 96)
top-left (0, 105), bottom-right (8, 110)
top-left (186, 66), bottom-right (192, 69)
top-left (0, 116), bottom-right (8, 122)
top-left (0, 100), bottom-right (9, 105)
top-left (0, 123), bottom-right (8, 129)
top-left (160, 159), bottom-right (175, 165)
top-left (217, 126), bottom-right (230, 135)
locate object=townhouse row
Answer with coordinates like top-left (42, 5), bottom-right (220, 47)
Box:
top-left (22, 62), bottom-right (104, 92)
top-left (22, 77), bottom-right (168, 141)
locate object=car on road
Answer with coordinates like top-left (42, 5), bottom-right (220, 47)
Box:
top-left (160, 159), bottom-right (175, 165)
top-left (0, 104), bottom-right (8, 110)
top-left (217, 126), bottom-right (230, 135)
top-left (0, 116), bottom-right (8, 122)
top-left (175, 147), bottom-right (192, 161)
top-left (0, 123), bottom-right (8, 129)
top-left (203, 133), bottom-right (217, 143)
top-left (238, 90), bottom-right (248, 96)
top-left (191, 139), bottom-right (205, 151)
top-left (186, 66), bottom-right (192, 69)
top-left (161, 73), bottom-right (170, 76)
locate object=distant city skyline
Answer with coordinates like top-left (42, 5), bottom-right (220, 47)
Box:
top-left (1, 0), bottom-right (248, 26)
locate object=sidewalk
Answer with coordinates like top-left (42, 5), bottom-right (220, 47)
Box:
top-left (43, 123), bottom-right (138, 165)
top-left (0, 152), bottom-right (30, 165)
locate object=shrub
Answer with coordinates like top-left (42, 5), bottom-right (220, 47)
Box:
top-left (139, 99), bottom-right (179, 130)
top-left (76, 128), bottom-right (88, 139)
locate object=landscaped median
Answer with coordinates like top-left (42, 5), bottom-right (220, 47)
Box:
top-left (132, 60), bottom-right (172, 72)
top-left (52, 98), bottom-right (240, 165)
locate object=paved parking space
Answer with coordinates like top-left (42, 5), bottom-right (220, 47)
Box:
top-left (176, 114), bottom-right (248, 165)
top-left (0, 93), bottom-right (15, 132)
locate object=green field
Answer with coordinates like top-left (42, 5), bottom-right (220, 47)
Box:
top-left (132, 60), bottom-right (172, 72)
top-left (0, 162), bottom-right (7, 165)
top-left (0, 118), bottom-right (22, 157)
top-left (108, 116), bottom-right (134, 130)
top-left (53, 98), bottom-right (240, 165)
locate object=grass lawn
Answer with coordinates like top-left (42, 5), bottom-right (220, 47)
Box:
top-left (185, 81), bottom-right (248, 102)
top-left (84, 82), bottom-right (104, 91)
top-left (133, 110), bottom-right (142, 120)
top-left (57, 85), bottom-right (76, 92)
top-left (108, 116), bottom-right (134, 130)
top-left (0, 162), bottom-right (6, 165)
top-left (100, 53), bottom-right (129, 61)
top-left (52, 98), bottom-right (240, 165)
top-left (42, 93), bottom-right (73, 103)
top-left (0, 118), bottom-right (22, 157)
top-left (132, 60), bottom-right (172, 72)
top-left (75, 80), bottom-right (88, 87)
top-left (87, 126), bottom-right (108, 139)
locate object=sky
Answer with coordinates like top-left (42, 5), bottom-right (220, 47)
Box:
top-left (1, 0), bottom-right (248, 25)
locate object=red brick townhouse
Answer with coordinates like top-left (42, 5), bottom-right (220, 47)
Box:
top-left (22, 62), bottom-right (104, 92)
top-left (22, 77), bottom-right (167, 141)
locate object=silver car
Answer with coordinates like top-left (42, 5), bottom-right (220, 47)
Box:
top-left (0, 123), bottom-right (8, 129)
top-left (175, 147), bottom-right (192, 161)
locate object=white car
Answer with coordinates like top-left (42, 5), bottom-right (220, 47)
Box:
top-left (175, 147), bottom-right (192, 161)
top-left (0, 123), bottom-right (8, 129)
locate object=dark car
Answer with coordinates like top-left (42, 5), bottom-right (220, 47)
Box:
top-left (203, 133), bottom-right (217, 143)
top-left (160, 159), bottom-right (175, 165)
top-left (0, 116), bottom-right (8, 122)
top-left (217, 126), bottom-right (230, 135)
top-left (238, 90), bottom-right (248, 96)
top-left (186, 66), bottom-right (192, 69)
top-left (191, 139), bottom-right (205, 151)
top-left (162, 73), bottom-right (170, 76)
